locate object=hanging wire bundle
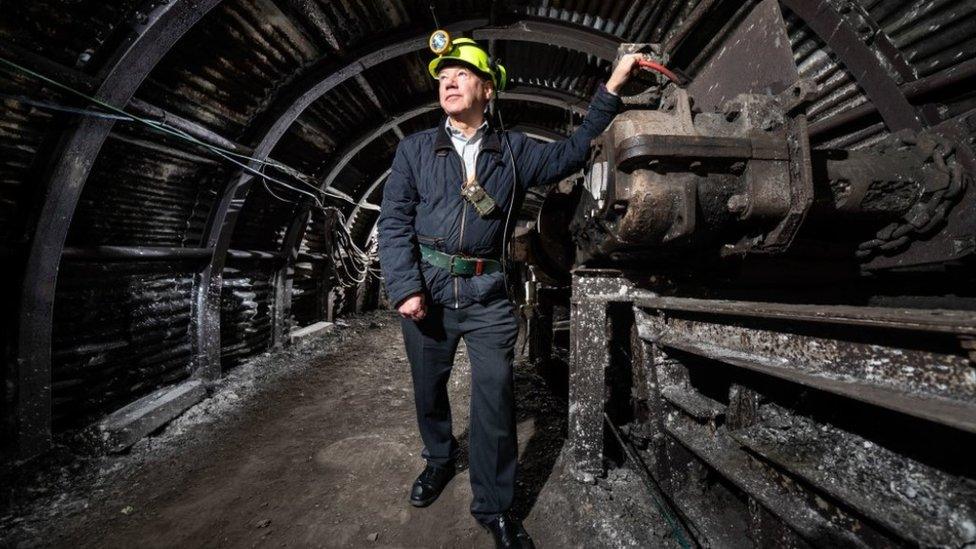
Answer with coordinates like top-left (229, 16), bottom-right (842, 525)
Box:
top-left (0, 56), bottom-right (379, 288)
top-left (322, 205), bottom-right (380, 288)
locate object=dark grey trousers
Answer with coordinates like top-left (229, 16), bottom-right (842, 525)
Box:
top-left (399, 298), bottom-right (520, 522)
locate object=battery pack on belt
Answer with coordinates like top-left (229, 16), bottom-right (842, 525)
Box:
top-left (420, 244), bottom-right (502, 276)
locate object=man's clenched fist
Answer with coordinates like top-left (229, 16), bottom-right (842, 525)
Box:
top-left (398, 293), bottom-right (426, 321)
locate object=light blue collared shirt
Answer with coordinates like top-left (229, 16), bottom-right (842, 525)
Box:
top-left (445, 118), bottom-right (489, 180)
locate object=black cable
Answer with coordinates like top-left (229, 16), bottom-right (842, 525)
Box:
top-left (0, 56), bottom-right (347, 208)
top-left (0, 93), bottom-right (130, 120)
top-left (2, 55), bottom-right (379, 287)
top-left (429, 3), bottom-right (441, 28)
top-left (496, 104), bottom-right (521, 302)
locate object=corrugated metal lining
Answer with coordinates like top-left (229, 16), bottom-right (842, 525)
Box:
top-left (0, 0), bottom-right (144, 249)
top-left (52, 263), bottom-right (194, 428)
top-left (290, 262), bottom-right (327, 327)
top-left (502, 41), bottom-right (608, 97)
top-left (863, 0), bottom-right (976, 128)
top-left (293, 0), bottom-right (413, 48)
top-left (349, 209), bottom-right (381, 248)
top-left (136, 0), bottom-right (323, 140)
top-left (341, 131), bottom-right (401, 197)
top-left (285, 78), bottom-right (389, 178)
top-left (230, 185), bottom-right (297, 252)
top-left (364, 52), bottom-right (439, 108)
top-left (220, 264), bottom-right (275, 368)
top-left (0, 73), bottom-right (59, 244)
top-left (0, 0), bottom-right (144, 71)
top-left (394, 109), bottom-right (443, 139)
top-left (507, 0), bottom-right (700, 44)
top-left (498, 100), bottom-right (576, 136)
top-left (68, 123), bottom-right (228, 247)
top-left (784, 11), bottom-right (885, 150)
top-left (267, 113), bottom-right (340, 177)
top-left (226, 76), bottom-right (391, 253)
top-left (860, 0), bottom-right (976, 77)
top-left (291, 211), bottom-right (329, 325)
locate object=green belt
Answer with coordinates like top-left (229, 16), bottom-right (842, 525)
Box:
top-left (420, 244), bottom-right (502, 276)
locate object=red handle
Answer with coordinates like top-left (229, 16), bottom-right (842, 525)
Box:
top-left (635, 59), bottom-right (679, 84)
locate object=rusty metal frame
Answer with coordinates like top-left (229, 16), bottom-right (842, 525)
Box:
top-left (13, 0), bottom-right (223, 458)
top-left (569, 269), bottom-right (976, 545)
top-left (568, 269), bottom-right (655, 480)
top-left (635, 297), bottom-right (976, 434)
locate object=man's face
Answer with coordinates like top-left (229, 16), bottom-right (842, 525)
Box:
top-left (438, 64), bottom-right (493, 118)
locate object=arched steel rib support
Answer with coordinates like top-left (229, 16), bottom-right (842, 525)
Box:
top-left (194, 20), bottom-right (489, 363)
top-left (13, 0), bottom-right (223, 458)
top-left (317, 87), bottom-right (588, 195)
top-left (472, 20), bottom-right (619, 61)
top-left (204, 20), bottom-right (620, 352)
top-left (272, 85), bottom-right (593, 341)
top-left (779, 0), bottom-right (924, 133)
top-left (295, 122), bottom-right (565, 337)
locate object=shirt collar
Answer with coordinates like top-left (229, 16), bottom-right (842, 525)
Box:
top-left (445, 117), bottom-right (488, 141)
top-left (434, 116), bottom-right (501, 156)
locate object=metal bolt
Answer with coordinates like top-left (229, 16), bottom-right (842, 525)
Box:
top-left (76, 49), bottom-right (93, 66)
top-left (727, 194), bottom-right (749, 214)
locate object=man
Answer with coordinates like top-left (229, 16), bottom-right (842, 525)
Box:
top-left (378, 36), bottom-right (641, 548)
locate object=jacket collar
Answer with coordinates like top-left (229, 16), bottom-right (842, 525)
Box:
top-left (434, 115), bottom-right (502, 156)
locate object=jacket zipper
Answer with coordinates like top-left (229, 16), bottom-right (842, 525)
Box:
top-left (452, 145), bottom-right (490, 309)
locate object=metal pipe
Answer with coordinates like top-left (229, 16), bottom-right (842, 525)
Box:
top-left (603, 413), bottom-right (700, 549)
top-left (225, 249), bottom-right (284, 261)
top-left (662, 0), bottom-right (720, 55)
top-left (810, 57), bottom-right (976, 137)
top-left (127, 98), bottom-right (252, 154)
top-left (61, 246), bottom-right (214, 262)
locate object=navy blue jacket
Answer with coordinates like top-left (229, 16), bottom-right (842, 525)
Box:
top-left (378, 84), bottom-right (622, 309)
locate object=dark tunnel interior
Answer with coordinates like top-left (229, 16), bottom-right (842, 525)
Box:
top-left (2, 0), bottom-right (976, 546)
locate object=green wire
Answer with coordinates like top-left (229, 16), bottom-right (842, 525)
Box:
top-left (1, 55), bottom-right (379, 285)
top-left (0, 55), bottom-right (356, 208)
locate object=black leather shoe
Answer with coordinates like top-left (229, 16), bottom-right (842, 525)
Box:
top-left (481, 513), bottom-right (535, 549)
top-left (409, 464), bottom-right (455, 507)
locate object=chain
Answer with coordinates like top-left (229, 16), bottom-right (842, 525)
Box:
top-left (857, 137), bottom-right (969, 258)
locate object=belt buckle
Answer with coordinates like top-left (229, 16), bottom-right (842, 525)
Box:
top-left (474, 258), bottom-right (484, 276)
top-left (449, 254), bottom-right (458, 276)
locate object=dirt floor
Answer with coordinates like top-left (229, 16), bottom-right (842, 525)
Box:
top-left (1, 311), bottom-right (673, 548)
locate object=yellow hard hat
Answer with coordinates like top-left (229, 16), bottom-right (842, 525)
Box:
top-left (428, 36), bottom-right (508, 91)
